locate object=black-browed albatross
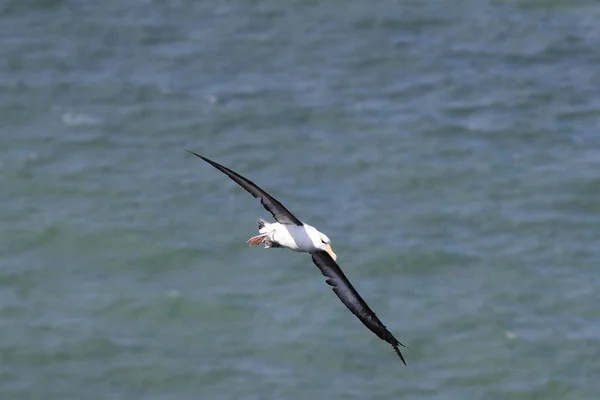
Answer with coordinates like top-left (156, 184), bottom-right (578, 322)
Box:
top-left (188, 151), bottom-right (407, 364)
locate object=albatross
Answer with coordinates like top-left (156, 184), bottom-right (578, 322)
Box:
top-left (188, 151), bottom-right (407, 364)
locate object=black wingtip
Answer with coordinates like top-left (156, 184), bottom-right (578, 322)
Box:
top-left (392, 343), bottom-right (407, 366)
top-left (186, 150), bottom-right (222, 170)
top-left (186, 149), bottom-right (204, 159)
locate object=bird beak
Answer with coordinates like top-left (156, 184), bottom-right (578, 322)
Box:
top-left (325, 244), bottom-right (337, 261)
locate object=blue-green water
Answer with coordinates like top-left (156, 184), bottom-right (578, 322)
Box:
top-left (2, 0), bottom-right (600, 398)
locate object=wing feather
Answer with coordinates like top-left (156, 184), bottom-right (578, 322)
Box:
top-left (188, 151), bottom-right (303, 226)
top-left (311, 251), bottom-right (407, 365)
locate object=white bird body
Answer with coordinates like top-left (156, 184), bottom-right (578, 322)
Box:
top-left (257, 220), bottom-right (329, 253)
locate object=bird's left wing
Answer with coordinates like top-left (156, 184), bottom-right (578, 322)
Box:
top-left (310, 251), bottom-right (407, 365)
top-left (187, 151), bottom-right (303, 226)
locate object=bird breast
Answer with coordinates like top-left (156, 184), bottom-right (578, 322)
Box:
top-left (269, 223), bottom-right (320, 252)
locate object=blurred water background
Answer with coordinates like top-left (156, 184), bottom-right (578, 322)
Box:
top-left (2, 0), bottom-right (600, 398)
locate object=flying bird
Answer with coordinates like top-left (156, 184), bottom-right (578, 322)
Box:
top-left (188, 151), bottom-right (407, 364)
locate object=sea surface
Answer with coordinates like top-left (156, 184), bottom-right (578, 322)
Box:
top-left (1, 0), bottom-right (600, 399)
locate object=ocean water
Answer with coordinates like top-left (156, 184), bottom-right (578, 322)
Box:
top-left (1, 0), bottom-right (600, 398)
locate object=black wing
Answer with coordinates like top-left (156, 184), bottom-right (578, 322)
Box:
top-left (311, 251), bottom-right (407, 365)
top-left (187, 151), bottom-right (303, 226)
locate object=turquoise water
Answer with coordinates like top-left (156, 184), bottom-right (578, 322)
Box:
top-left (2, 0), bottom-right (600, 398)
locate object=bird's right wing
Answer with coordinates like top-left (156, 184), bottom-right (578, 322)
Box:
top-left (188, 151), bottom-right (303, 226)
top-left (310, 251), bottom-right (407, 365)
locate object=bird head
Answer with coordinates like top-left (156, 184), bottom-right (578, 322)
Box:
top-left (319, 233), bottom-right (337, 261)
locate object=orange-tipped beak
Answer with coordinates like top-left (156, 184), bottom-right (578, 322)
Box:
top-left (325, 244), bottom-right (337, 261)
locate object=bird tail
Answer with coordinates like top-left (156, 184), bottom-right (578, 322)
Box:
top-left (247, 234), bottom-right (267, 246)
